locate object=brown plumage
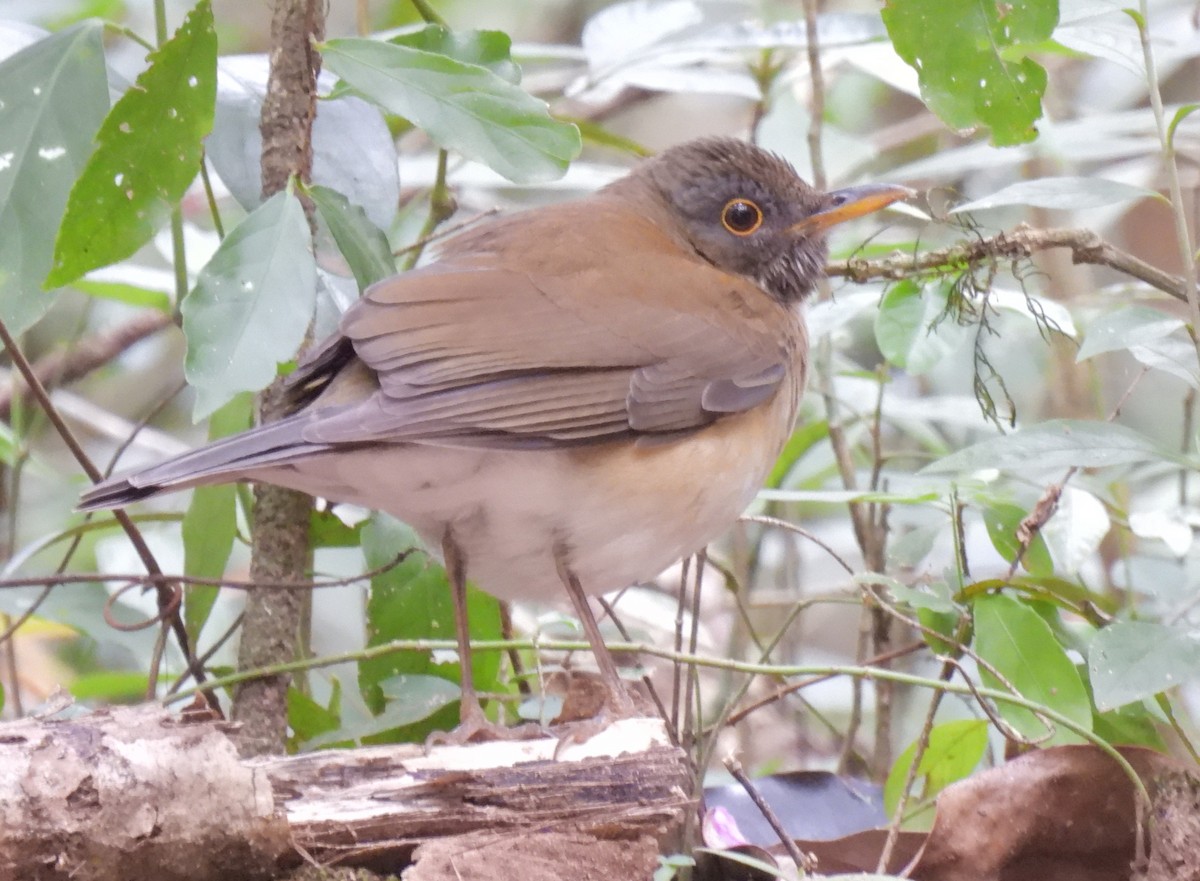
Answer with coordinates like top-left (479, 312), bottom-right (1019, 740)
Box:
top-left (80, 137), bottom-right (910, 738)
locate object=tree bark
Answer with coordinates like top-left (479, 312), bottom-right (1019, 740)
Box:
top-left (0, 706), bottom-right (689, 881)
top-left (231, 0), bottom-right (325, 756)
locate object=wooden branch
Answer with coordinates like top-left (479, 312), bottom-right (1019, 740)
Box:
top-left (0, 705), bottom-right (690, 881)
top-left (827, 224), bottom-right (1193, 303)
top-left (0, 311), bottom-right (172, 420)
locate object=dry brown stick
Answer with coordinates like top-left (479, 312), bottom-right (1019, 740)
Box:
top-left (827, 224), bottom-right (1192, 303)
top-left (0, 311), bottom-right (172, 420)
top-left (724, 755), bottom-right (814, 872)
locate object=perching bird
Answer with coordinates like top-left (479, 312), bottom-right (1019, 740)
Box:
top-left (81, 137), bottom-right (910, 740)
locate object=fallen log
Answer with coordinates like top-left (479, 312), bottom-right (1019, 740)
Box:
top-left (0, 704), bottom-right (691, 881)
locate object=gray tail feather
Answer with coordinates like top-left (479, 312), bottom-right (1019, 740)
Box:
top-left (78, 415), bottom-right (332, 511)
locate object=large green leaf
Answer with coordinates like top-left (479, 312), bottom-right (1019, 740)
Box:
top-left (882, 0), bottom-right (1058, 145)
top-left (357, 513), bottom-right (503, 742)
top-left (0, 22), bottom-right (108, 332)
top-left (973, 592), bottom-right (1091, 745)
top-left (1089, 620), bottom-right (1200, 711)
top-left (181, 189), bottom-right (316, 419)
top-left (923, 419), bottom-right (1190, 474)
top-left (308, 184), bottom-right (395, 291)
top-left (47, 0), bottom-right (217, 287)
top-left (884, 718), bottom-right (988, 828)
top-left (322, 36), bottom-right (580, 183)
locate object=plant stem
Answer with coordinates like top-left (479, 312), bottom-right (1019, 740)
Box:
top-left (1136, 2), bottom-right (1200, 357)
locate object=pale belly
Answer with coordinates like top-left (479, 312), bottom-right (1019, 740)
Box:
top-left (257, 393), bottom-right (796, 603)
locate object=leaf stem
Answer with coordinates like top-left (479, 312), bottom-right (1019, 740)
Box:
top-left (402, 148), bottom-right (456, 270)
top-left (1135, 2), bottom-right (1200, 357)
top-left (410, 0), bottom-right (448, 27)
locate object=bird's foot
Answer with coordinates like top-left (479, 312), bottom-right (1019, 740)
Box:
top-left (546, 671), bottom-right (649, 754)
top-left (426, 700), bottom-right (547, 748)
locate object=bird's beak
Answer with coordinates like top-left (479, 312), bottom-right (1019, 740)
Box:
top-left (789, 183), bottom-right (915, 236)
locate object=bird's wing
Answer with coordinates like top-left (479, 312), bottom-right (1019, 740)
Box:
top-left (294, 201), bottom-right (803, 449)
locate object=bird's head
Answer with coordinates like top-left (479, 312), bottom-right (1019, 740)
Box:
top-left (615, 138), bottom-right (912, 303)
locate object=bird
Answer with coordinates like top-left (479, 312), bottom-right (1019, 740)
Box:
top-left (80, 137), bottom-right (911, 741)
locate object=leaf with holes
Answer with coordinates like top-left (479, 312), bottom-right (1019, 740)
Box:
top-left (882, 0), bottom-right (1057, 145)
top-left (47, 0), bottom-right (216, 287)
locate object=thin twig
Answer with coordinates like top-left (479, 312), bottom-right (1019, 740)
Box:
top-left (725, 755), bottom-right (815, 872)
top-left (0, 552), bottom-right (411, 593)
top-left (828, 224), bottom-right (1194, 303)
top-left (0, 319), bottom-right (212, 705)
top-left (802, 0), bottom-right (826, 191)
top-left (0, 311), bottom-right (173, 419)
top-left (401, 149), bottom-right (456, 270)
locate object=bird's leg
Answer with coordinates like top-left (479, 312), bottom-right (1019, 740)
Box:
top-left (554, 547), bottom-right (638, 719)
top-left (443, 531), bottom-right (489, 736)
top-left (429, 531), bottom-right (543, 746)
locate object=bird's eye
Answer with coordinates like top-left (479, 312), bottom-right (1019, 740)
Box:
top-left (721, 198), bottom-right (763, 236)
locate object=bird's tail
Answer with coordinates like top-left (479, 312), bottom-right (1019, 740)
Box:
top-left (78, 415), bottom-right (332, 511)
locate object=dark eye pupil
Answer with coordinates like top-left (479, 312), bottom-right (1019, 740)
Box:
top-left (726, 201), bottom-right (758, 231)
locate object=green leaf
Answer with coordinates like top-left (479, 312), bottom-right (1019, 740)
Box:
top-left (1092, 703), bottom-right (1165, 750)
top-left (882, 0), bottom-right (1057, 145)
top-left (357, 513), bottom-right (503, 742)
top-left (0, 22), bottom-right (108, 332)
top-left (867, 574), bottom-right (958, 615)
top-left (973, 592), bottom-right (1091, 744)
top-left (1166, 103), bottom-right (1200, 151)
top-left (182, 393), bottom-right (252, 643)
top-left (919, 604), bottom-right (966, 656)
top-left (1127, 335), bottom-right (1200, 391)
top-left (951, 177), bottom-right (1162, 213)
top-left (287, 683), bottom-right (342, 746)
top-left (47, 1), bottom-right (217, 287)
top-left (569, 117), bottom-right (653, 156)
top-left (308, 184), bottom-right (395, 290)
top-left (181, 189), bottom-right (316, 419)
top-left (70, 670), bottom-right (159, 702)
top-left (0, 422), bottom-right (19, 467)
top-left (309, 508), bottom-right (365, 548)
top-left (981, 502), bottom-right (1053, 577)
top-left (322, 36), bottom-right (581, 183)
top-left (71, 279), bottom-right (172, 313)
top-left (884, 719), bottom-right (988, 828)
top-left (765, 419), bottom-right (828, 488)
top-left (1076, 305), bottom-right (1183, 362)
top-left (1088, 620), bottom-right (1200, 711)
top-left (923, 419), bottom-right (1191, 474)
top-left (874, 280), bottom-right (968, 374)
top-left (386, 25), bottom-right (520, 83)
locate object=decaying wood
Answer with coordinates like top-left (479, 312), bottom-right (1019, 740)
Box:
top-left (0, 704), bottom-right (691, 881)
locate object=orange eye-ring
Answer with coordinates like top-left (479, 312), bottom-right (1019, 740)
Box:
top-left (721, 198), bottom-right (763, 236)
